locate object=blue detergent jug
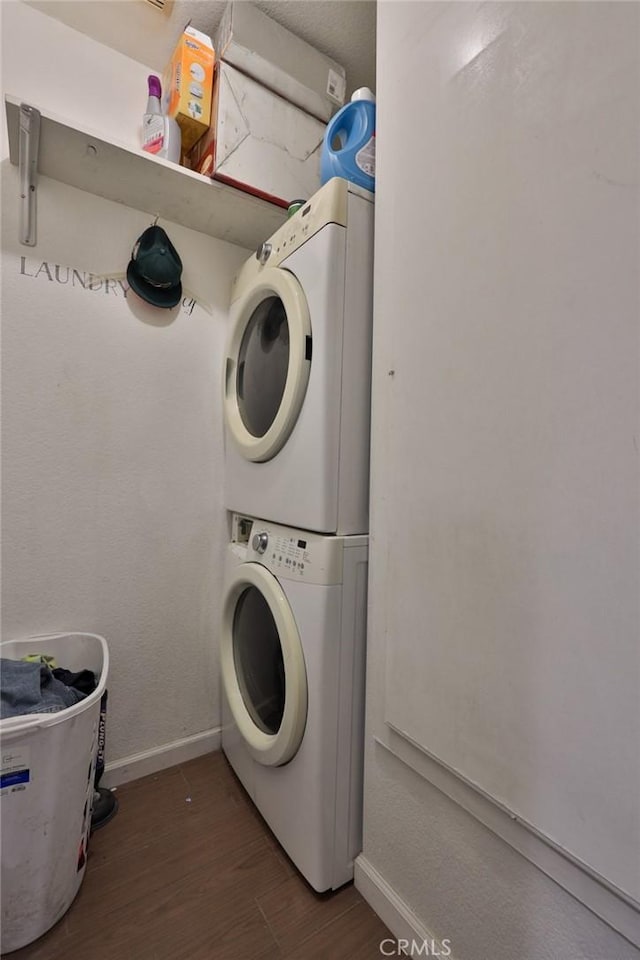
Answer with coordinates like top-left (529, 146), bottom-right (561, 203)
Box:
top-left (320, 87), bottom-right (376, 192)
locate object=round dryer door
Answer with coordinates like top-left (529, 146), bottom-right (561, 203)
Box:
top-left (221, 562), bottom-right (308, 766)
top-left (224, 267), bottom-right (311, 462)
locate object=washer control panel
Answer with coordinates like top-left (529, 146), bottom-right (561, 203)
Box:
top-left (230, 178), bottom-right (353, 299)
top-left (245, 527), bottom-right (309, 577)
top-left (230, 513), bottom-right (366, 586)
top-left (265, 532), bottom-right (309, 576)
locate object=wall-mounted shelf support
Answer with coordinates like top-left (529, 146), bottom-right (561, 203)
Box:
top-left (5, 94), bottom-right (287, 251)
top-left (18, 103), bottom-right (40, 246)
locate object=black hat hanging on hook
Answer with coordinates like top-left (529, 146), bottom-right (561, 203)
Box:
top-left (127, 223), bottom-right (183, 308)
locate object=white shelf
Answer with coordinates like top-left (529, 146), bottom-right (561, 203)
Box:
top-left (5, 95), bottom-right (288, 250)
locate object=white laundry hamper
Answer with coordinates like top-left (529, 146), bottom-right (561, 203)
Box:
top-left (0, 632), bottom-right (109, 954)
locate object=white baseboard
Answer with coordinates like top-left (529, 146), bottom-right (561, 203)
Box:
top-left (355, 855), bottom-right (458, 959)
top-left (102, 727), bottom-right (221, 787)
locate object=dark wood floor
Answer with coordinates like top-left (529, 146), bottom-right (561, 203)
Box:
top-left (8, 752), bottom-right (391, 960)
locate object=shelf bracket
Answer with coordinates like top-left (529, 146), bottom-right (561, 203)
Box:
top-left (18, 103), bottom-right (41, 246)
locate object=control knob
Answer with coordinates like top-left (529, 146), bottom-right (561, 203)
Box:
top-left (256, 242), bottom-right (272, 265)
top-left (252, 532), bottom-right (269, 554)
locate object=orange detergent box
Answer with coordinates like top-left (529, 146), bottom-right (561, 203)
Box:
top-left (162, 25), bottom-right (215, 151)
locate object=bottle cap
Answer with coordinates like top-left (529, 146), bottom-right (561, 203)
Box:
top-left (287, 199), bottom-right (306, 218)
top-left (351, 87), bottom-right (375, 103)
top-left (147, 75), bottom-right (162, 99)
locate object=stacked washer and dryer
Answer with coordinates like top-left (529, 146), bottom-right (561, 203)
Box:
top-left (220, 177), bottom-right (375, 892)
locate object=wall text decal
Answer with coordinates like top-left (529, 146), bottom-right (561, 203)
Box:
top-left (18, 257), bottom-right (198, 316)
top-left (19, 256), bottom-right (129, 297)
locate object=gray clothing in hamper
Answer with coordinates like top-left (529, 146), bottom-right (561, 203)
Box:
top-left (0, 658), bottom-right (86, 719)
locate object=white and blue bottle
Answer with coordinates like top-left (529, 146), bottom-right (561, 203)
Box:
top-left (320, 87), bottom-right (376, 192)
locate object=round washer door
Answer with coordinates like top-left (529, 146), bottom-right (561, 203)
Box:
top-left (224, 267), bottom-right (311, 462)
top-left (221, 562), bottom-right (308, 766)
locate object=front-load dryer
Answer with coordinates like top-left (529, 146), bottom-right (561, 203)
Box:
top-left (223, 178), bottom-right (374, 535)
top-left (220, 512), bottom-right (368, 891)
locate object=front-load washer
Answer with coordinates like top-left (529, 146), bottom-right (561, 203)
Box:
top-left (220, 512), bottom-right (368, 891)
top-left (223, 178), bottom-right (374, 535)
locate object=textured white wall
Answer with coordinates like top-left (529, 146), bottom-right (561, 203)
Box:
top-left (1, 2), bottom-right (248, 763)
top-left (362, 1), bottom-right (640, 956)
top-left (25, 0), bottom-right (377, 98)
top-left (1, 0), bottom-right (151, 155)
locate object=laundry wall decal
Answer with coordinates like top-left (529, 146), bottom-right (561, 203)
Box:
top-left (18, 256), bottom-right (201, 315)
top-left (19, 257), bottom-right (129, 297)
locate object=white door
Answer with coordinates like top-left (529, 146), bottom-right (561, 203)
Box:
top-left (224, 268), bottom-right (312, 462)
top-left (221, 562), bottom-right (308, 766)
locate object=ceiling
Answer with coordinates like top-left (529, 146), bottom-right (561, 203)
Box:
top-left (26, 0), bottom-right (377, 96)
